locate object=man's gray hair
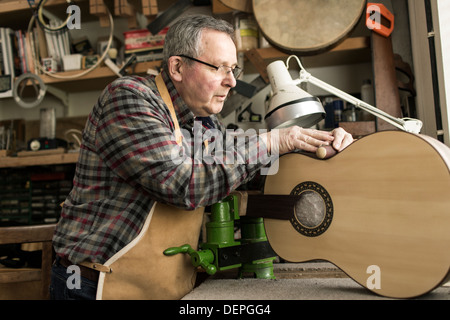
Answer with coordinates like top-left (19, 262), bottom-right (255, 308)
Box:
top-left (162, 15), bottom-right (236, 73)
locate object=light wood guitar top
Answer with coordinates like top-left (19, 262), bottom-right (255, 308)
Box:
top-left (263, 131), bottom-right (450, 298)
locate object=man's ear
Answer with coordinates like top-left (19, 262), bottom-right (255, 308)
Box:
top-left (168, 56), bottom-right (183, 82)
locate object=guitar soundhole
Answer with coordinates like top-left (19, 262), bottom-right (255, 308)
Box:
top-left (294, 191), bottom-right (325, 228)
top-left (290, 181), bottom-right (333, 237)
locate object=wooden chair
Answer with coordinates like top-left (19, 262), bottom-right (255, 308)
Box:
top-left (0, 224), bottom-right (56, 299)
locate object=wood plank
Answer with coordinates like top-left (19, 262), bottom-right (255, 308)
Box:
top-left (0, 224), bottom-right (56, 244)
top-left (212, 0), bottom-right (233, 14)
top-left (339, 121), bottom-right (376, 137)
top-left (16, 147), bottom-right (65, 158)
top-left (371, 32), bottom-right (402, 131)
top-left (244, 48), bottom-right (269, 83)
top-left (0, 269), bottom-right (41, 283)
top-left (0, 150), bottom-right (12, 157)
top-left (220, 0), bottom-right (252, 12)
top-left (141, 0), bottom-right (158, 16)
top-left (41, 241), bottom-right (53, 299)
top-left (38, 60), bottom-right (162, 91)
top-left (37, 36), bottom-right (364, 91)
top-left (255, 37), bottom-right (371, 67)
top-left (0, 0), bottom-right (71, 14)
top-left (39, 37), bottom-right (363, 90)
top-left (0, 152), bottom-right (79, 168)
top-left (256, 37), bottom-right (370, 59)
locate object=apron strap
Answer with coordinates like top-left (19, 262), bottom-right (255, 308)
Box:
top-left (155, 73), bottom-right (183, 146)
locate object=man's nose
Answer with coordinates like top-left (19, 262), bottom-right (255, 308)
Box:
top-left (223, 72), bottom-right (237, 88)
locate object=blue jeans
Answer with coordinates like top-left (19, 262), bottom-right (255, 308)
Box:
top-left (49, 257), bottom-right (98, 300)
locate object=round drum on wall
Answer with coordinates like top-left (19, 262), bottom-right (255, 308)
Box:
top-left (252, 0), bottom-right (366, 54)
top-left (219, 0), bottom-right (253, 13)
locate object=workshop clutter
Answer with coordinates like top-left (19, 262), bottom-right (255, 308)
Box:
top-left (0, 20), bottom-right (166, 79)
top-left (0, 166), bottom-right (74, 226)
top-left (123, 27), bottom-right (168, 63)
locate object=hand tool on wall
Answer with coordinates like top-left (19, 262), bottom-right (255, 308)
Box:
top-left (366, 2), bottom-right (403, 131)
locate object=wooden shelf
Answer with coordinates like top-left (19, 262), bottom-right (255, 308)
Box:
top-left (0, 0), bottom-right (70, 13)
top-left (39, 36), bottom-right (368, 92)
top-left (38, 60), bottom-right (161, 92)
top-left (3, 0), bottom-right (369, 92)
top-left (0, 152), bottom-right (79, 168)
top-left (0, 268), bottom-right (42, 283)
top-left (0, 0), bottom-right (93, 30)
top-left (253, 36), bottom-right (371, 68)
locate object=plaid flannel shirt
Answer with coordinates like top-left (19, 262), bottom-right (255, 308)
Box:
top-left (53, 71), bottom-right (270, 264)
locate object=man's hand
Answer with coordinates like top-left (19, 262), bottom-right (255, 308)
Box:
top-left (261, 126), bottom-right (353, 155)
top-left (329, 127), bottom-right (354, 152)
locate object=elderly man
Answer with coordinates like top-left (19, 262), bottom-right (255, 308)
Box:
top-left (50, 14), bottom-right (352, 300)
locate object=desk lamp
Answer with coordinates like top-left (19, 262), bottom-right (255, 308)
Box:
top-left (265, 55), bottom-right (423, 134)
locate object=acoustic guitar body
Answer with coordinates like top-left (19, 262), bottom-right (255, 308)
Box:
top-left (263, 131), bottom-right (450, 298)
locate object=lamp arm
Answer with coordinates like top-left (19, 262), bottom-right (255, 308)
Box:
top-left (298, 72), bottom-right (423, 134)
top-left (299, 72), bottom-right (407, 129)
top-left (285, 55), bottom-right (422, 134)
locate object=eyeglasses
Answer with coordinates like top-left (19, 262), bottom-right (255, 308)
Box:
top-left (178, 54), bottom-right (242, 79)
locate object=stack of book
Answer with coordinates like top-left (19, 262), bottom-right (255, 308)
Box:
top-left (0, 18), bottom-right (71, 90)
top-left (123, 27), bottom-right (168, 63)
top-left (42, 20), bottom-right (71, 72)
top-left (0, 28), bottom-right (15, 98)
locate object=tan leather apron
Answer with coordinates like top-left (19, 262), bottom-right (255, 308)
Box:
top-left (95, 74), bottom-right (205, 300)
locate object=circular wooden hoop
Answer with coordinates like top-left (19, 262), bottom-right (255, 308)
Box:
top-left (253, 0), bottom-right (366, 54)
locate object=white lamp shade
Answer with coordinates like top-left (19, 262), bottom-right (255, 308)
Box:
top-left (265, 61), bottom-right (325, 129)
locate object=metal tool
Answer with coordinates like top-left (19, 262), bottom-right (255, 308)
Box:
top-left (164, 194), bottom-right (277, 279)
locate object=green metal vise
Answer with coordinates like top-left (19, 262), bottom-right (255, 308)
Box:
top-left (164, 195), bottom-right (277, 279)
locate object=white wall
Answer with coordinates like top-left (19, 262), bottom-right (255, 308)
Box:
top-left (409, 0), bottom-right (450, 144)
top-left (0, 90), bottom-right (101, 120)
